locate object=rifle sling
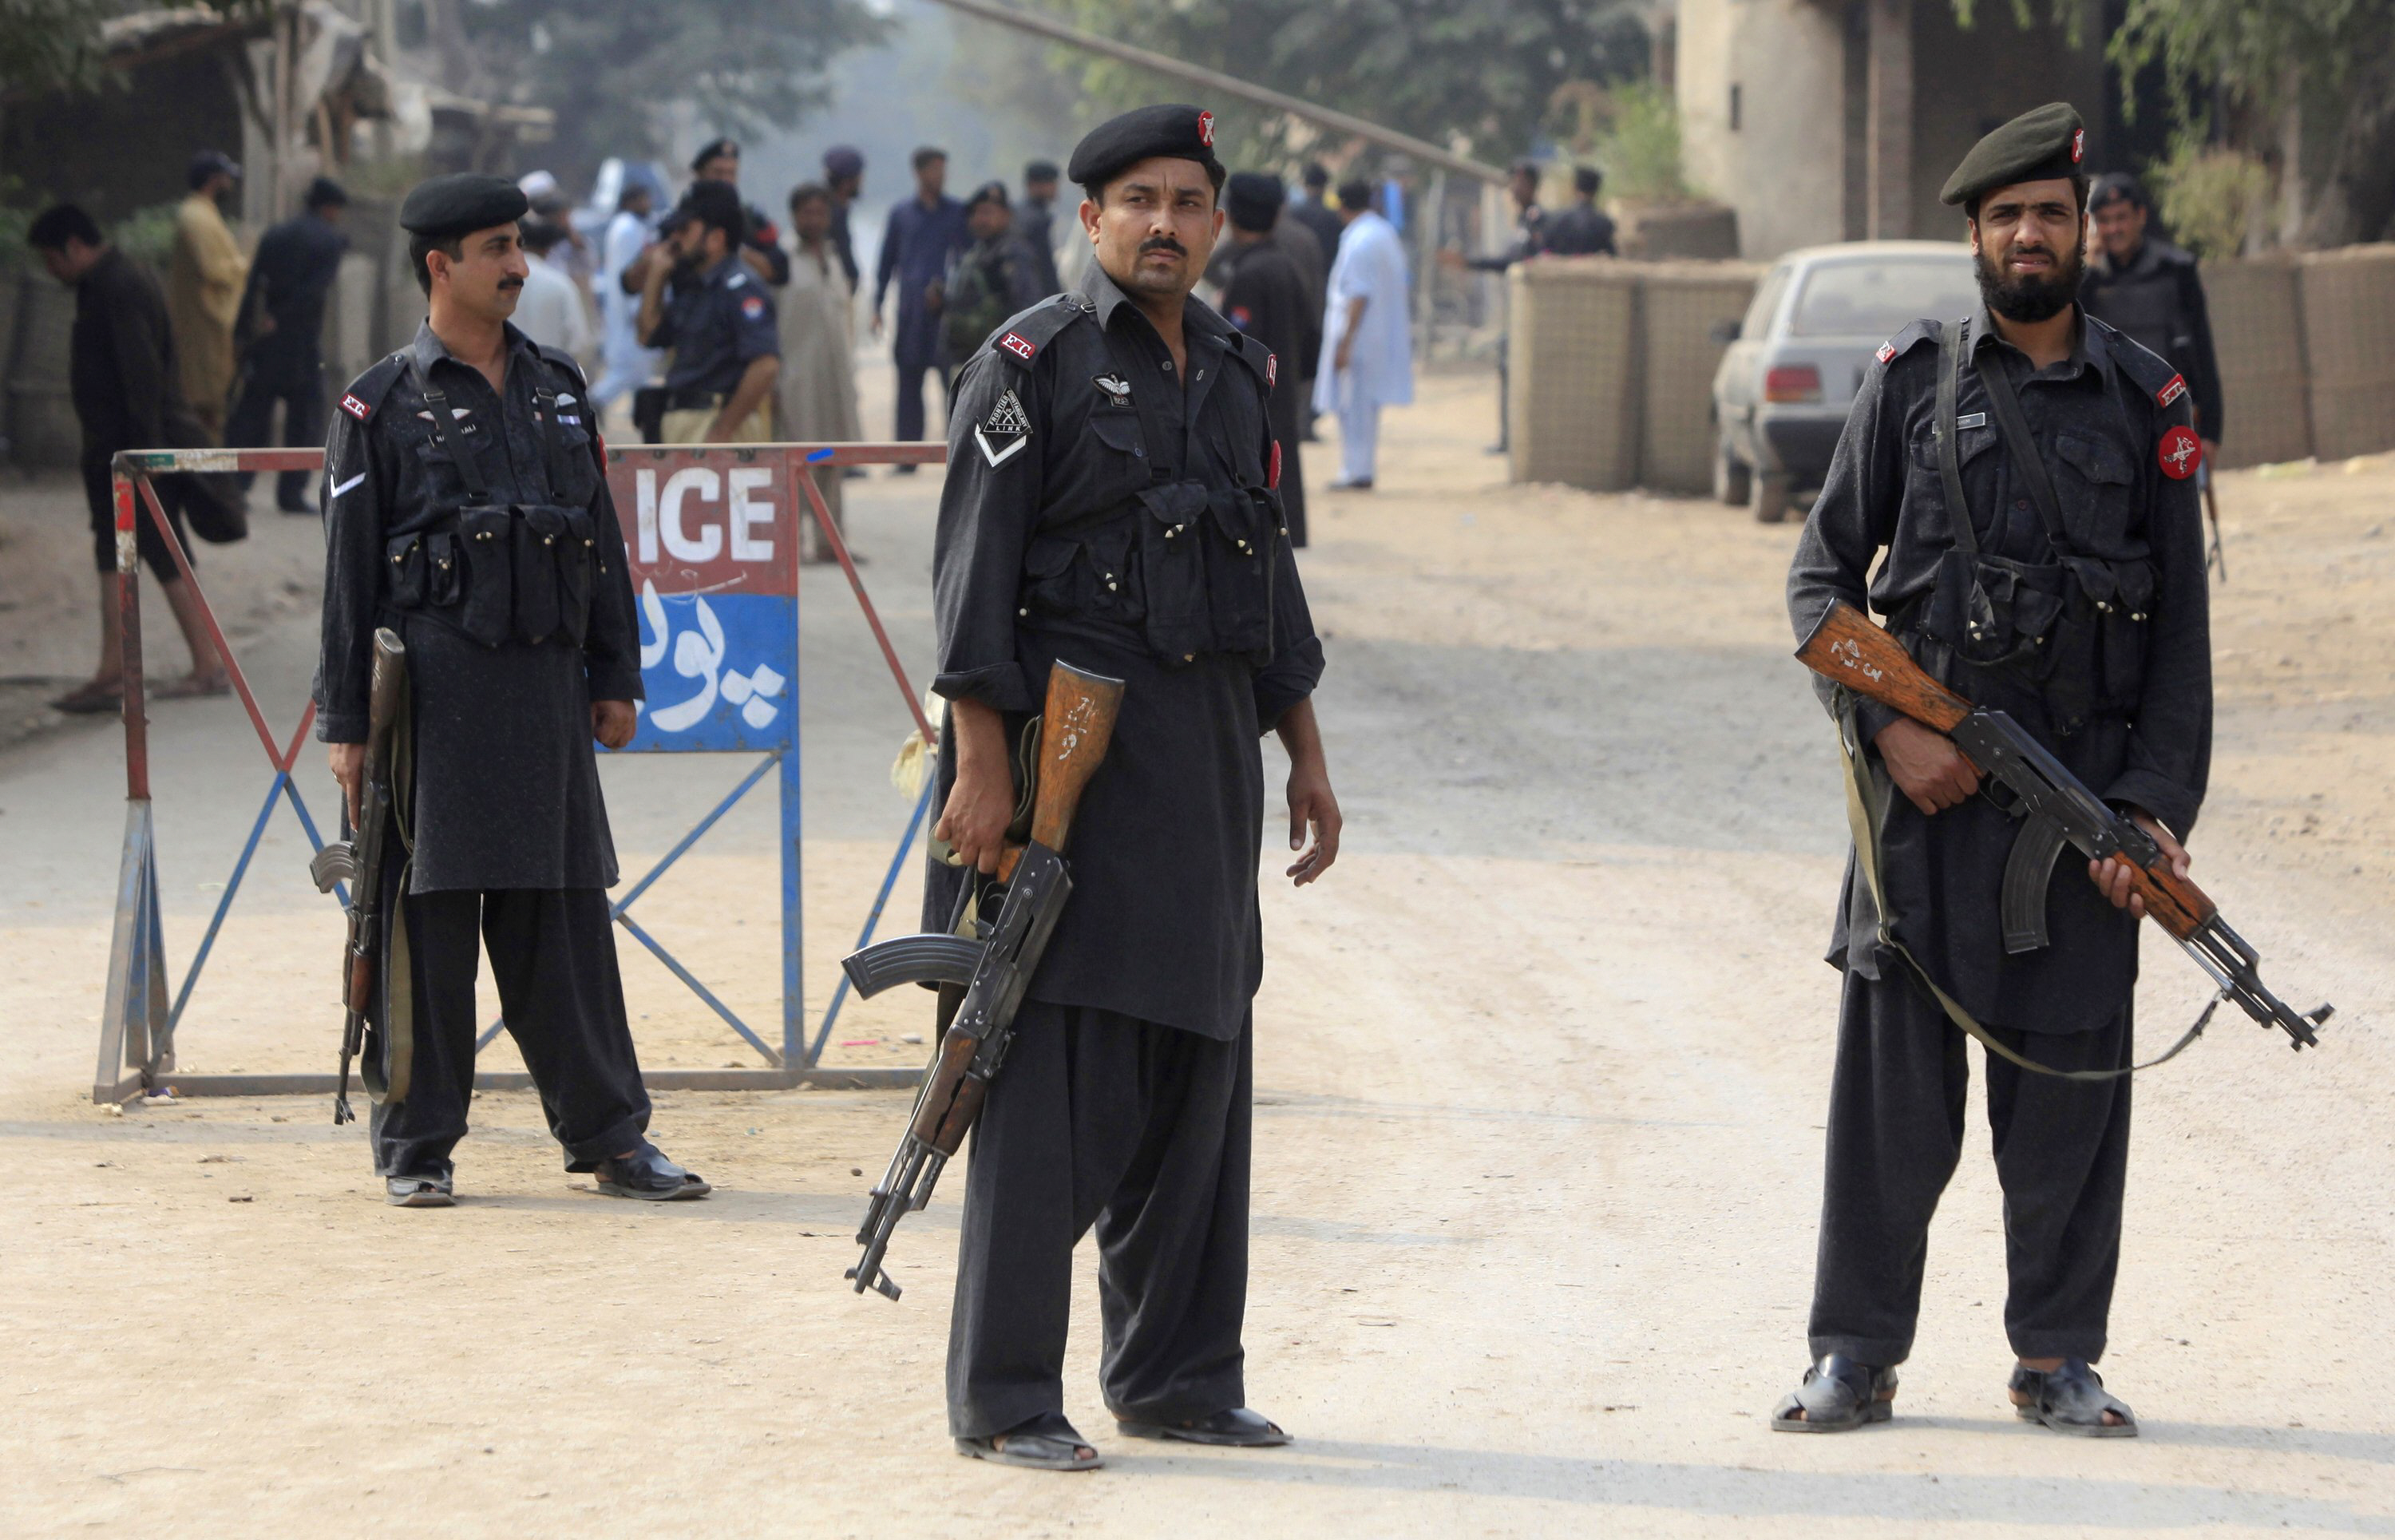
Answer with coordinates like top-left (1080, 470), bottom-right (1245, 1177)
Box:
top-left (1950, 315), bottom-right (2080, 558)
top-left (1835, 698), bottom-right (2216, 1079)
top-left (1935, 321), bottom-right (1977, 560)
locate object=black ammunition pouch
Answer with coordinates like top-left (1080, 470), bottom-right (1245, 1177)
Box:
top-left (1019, 477), bottom-right (1279, 667)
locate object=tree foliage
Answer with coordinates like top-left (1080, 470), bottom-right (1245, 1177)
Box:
top-left (455, 0), bottom-right (890, 184)
top-left (1039, 0), bottom-right (1651, 168)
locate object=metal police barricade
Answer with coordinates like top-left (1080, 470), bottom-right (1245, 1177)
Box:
top-left (92, 441), bottom-right (945, 1105)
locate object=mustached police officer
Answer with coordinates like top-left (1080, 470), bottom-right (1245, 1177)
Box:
top-left (318, 173), bottom-right (708, 1207)
top-left (926, 105), bottom-right (1340, 1471)
top-left (1779, 105), bottom-right (2211, 1437)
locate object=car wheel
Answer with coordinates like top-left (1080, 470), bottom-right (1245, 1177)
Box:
top-left (1750, 468), bottom-right (1792, 525)
top-left (1713, 436), bottom-right (1752, 506)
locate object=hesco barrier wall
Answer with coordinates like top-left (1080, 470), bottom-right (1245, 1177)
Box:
top-left (2206, 255), bottom-right (2312, 469)
top-left (2298, 243), bottom-right (2395, 462)
top-left (1508, 258), bottom-right (1758, 494)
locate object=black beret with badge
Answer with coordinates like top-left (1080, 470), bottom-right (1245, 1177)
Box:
top-left (1939, 101), bottom-right (2087, 209)
top-left (1067, 103), bottom-right (1226, 194)
top-left (399, 172), bottom-right (530, 237)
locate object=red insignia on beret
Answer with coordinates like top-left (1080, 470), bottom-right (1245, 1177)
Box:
top-left (2158, 425), bottom-right (2202, 480)
top-left (999, 331), bottom-right (1036, 361)
top-left (1198, 111), bottom-right (1214, 148)
top-left (1875, 342), bottom-right (1897, 365)
top-left (2072, 128), bottom-right (2085, 164)
top-left (2156, 374), bottom-right (2187, 409)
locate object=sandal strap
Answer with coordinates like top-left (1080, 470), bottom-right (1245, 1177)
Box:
top-left (1795, 1354), bottom-right (1892, 1416)
top-left (2013, 1358), bottom-right (2134, 1426)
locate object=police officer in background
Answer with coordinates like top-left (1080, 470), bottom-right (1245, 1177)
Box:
top-left (2081, 172), bottom-right (2225, 460)
top-left (822, 144), bottom-right (866, 290)
top-left (318, 174), bottom-right (708, 1207)
top-left (691, 137), bottom-right (791, 288)
top-left (927, 104), bottom-right (1339, 1471)
top-left (1542, 165), bottom-right (1617, 257)
top-left (1220, 171), bottom-right (1320, 545)
top-left (638, 182), bottom-right (781, 443)
top-left (1779, 104), bottom-right (2210, 1438)
top-left (1015, 159), bottom-right (1065, 298)
top-left (230, 176), bottom-right (350, 513)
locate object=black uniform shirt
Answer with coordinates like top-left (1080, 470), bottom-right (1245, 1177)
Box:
top-left (926, 261), bottom-right (1324, 1039)
top-left (1468, 204), bottom-right (1549, 271)
top-left (69, 247), bottom-right (182, 453)
top-left (1787, 306), bottom-right (2211, 1033)
top-left (1542, 201), bottom-right (1617, 256)
top-left (316, 320), bottom-right (643, 893)
top-left (2080, 237), bottom-right (2225, 441)
top-left (653, 254), bottom-right (779, 395)
top-left (240, 212), bottom-right (349, 379)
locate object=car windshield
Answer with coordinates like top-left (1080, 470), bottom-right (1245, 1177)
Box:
top-left (1787, 258), bottom-right (1978, 338)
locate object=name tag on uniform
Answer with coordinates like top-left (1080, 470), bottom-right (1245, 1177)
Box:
top-left (1955, 411), bottom-right (1989, 430)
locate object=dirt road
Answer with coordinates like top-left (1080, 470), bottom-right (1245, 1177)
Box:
top-left (2, 370), bottom-right (2389, 1537)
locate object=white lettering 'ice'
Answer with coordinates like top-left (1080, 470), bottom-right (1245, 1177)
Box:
top-left (659, 467), bottom-right (723, 562)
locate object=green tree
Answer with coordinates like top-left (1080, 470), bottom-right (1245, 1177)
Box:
top-left (1032, 0), bottom-right (1651, 169)
top-left (452, 0), bottom-right (890, 185)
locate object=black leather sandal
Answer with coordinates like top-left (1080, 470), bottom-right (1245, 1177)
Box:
top-left (2010, 1358), bottom-right (2137, 1437)
top-left (592, 1144), bottom-right (710, 1201)
top-left (1114, 1407), bottom-right (1290, 1447)
top-left (1771, 1355), bottom-right (1898, 1433)
top-left (956, 1411), bottom-right (1102, 1471)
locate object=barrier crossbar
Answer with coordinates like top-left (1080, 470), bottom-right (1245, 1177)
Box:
top-left (93, 440), bottom-right (945, 1105)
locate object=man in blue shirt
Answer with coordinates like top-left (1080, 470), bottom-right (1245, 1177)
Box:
top-left (873, 145), bottom-right (968, 465)
top-left (637, 183), bottom-right (780, 442)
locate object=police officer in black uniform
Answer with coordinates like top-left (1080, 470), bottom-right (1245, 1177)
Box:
top-left (691, 136), bottom-right (791, 288)
top-left (637, 182), bottom-right (781, 444)
top-left (1779, 104), bottom-right (2211, 1437)
top-left (927, 105), bottom-right (1340, 1471)
top-left (317, 174), bottom-right (708, 1208)
top-left (229, 176), bottom-right (349, 513)
top-left (2081, 172), bottom-right (2226, 458)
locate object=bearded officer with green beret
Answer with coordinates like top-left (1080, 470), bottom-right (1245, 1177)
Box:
top-left (1778, 104), bottom-right (2212, 1437)
top-left (926, 104), bottom-right (1339, 1471)
top-left (316, 173), bottom-right (708, 1208)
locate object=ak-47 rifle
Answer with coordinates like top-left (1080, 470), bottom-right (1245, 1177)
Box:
top-left (308, 627), bottom-right (410, 1124)
top-left (1799, 600), bottom-right (2329, 1055)
top-left (838, 659), bottom-right (1126, 1300)
top-left (2202, 472), bottom-right (2228, 582)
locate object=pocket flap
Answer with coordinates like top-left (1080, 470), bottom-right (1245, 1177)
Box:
top-left (1023, 536), bottom-right (1078, 578)
top-left (1087, 410), bottom-right (1146, 455)
top-left (459, 505), bottom-right (510, 545)
top-left (2056, 432), bottom-right (2132, 486)
top-left (386, 532), bottom-right (422, 568)
top-left (1134, 481), bottom-right (1208, 530)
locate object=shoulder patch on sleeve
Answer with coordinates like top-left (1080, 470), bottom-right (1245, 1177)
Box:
top-left (2087, 315), bottom-right (2183, 410)
top-left (336, 352), bottom-right (409, 422)
top-left (726, 269), bottom-right (749, 289)
top-left (2156, 373), bottom-right (2187, 409)
top-left (1874, 318), bottom-right (1939, 370)
top-left (1225, 329), bottom-right (1274, 388)
top-left (984, 294), bottom-right (1087, 370)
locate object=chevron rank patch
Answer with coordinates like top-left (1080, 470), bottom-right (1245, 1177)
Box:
top-left (974, 388), bottom-right (1032, 468)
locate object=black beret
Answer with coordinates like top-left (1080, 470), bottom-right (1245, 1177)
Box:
top-left (1024, 159), bottom-right (1060, 183)
top-left (1225, 171), bottom-right (1283, 233)
top-left (964, 180), bottom-right (1010, 214)
top-left (399, 173), bottom-right (528, 237)
top-left (1067, 104), bottom-right (1225, 192)
top-left (1940, 101), bottom-right (2087, 208)
top-left (823, 144), bottom-right (864, 180)
top-left (2088, 172), bottom-right (2147, 212)
top-left (692, 137), bottom-right (739, 172)
top-left (303, 176), bottom-right (349, 209)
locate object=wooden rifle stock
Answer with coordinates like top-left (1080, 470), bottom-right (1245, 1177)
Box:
top-left (1796, 600), bottom-right (2217, 939)
top-left (996, 661), bottom-right (1127, 881)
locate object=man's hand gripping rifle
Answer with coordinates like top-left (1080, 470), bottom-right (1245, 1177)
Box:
top-left (1799, 600), bottom-right (2330, 1051)
top-left (307, 627), bottom-right (409, 1124)
top-left (837, 660), bottom-right (1127, 1300)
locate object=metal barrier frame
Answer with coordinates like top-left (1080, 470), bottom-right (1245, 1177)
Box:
top-left (93, 441), bottom-right (944, 1104)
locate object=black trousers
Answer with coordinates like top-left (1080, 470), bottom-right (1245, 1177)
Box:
top-left (81, 452), bottom-right (191, 578)
top-left (948, 1002), bottom-right (1253, 1439)
top-left (1807, 970), bottom-right (2133, 1365)
top-left (893, 360), bottom-right (951, 444)
top-left (370, 885), bottom-right (651, 1179)
top-left (225, 364), bottom-right (325, 506)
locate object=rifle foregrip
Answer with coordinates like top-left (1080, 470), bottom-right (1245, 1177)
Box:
top-left (2125, 861), bottom-right (2215, 940)
top-left (1795, 600), bottom-right (1970, 734)
top-left (908, 1031), bottom-right (979, 1147)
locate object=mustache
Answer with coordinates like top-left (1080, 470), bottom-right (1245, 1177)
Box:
top-left (1138, 236), bottom-right (1187, 257)
top-left (498, 277), bottom-right (525, 291)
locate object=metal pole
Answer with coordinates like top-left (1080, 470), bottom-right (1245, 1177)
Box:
top-left (918, 0), bottom-right (1508, 188)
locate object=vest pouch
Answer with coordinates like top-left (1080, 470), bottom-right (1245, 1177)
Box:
top-left (455, 505), bottom-right (515, 647)
top-left (1134, 481), bottom-right (1213, 663)
top-left (510, 504), bottom-right (569, 644)
top-left (386, 533), bottom-right (428, 610)
top-left (1201, 486), bottom-right (1276, 657)
top-left (1926, 548), bottom-right (2060, 668)
top-left (426, 532), bottom-right (461, 608)
top-left (555, 507), bottom-right (597, 647)
top-left (1019, 536), bottom-right (1079, 618)
top-left (2079, 555), bottom-right (2157, 710)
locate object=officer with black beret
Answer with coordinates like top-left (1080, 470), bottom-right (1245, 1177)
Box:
top-left (926, 103), bottom-right (1339, 1470)
top-left (690, 136), bottom-right (790, 287)
top-left (637, 180), bottom-right (782, 443)
top-left (1779, 103), bottom-right (2211, 1437)
top-left (317, 172), bottom-right (708, 1207)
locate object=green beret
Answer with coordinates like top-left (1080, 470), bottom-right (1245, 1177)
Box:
top-left (1067, 104), bottom-right (1225, 193)
top-left (398, 173), bottom-right (529, 238)
top-left (1939, 102), bottom-right (2087, 208)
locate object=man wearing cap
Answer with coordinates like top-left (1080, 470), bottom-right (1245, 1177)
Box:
top-left (822, 145), bottom-right (866, 291)
top-left (1016, 160), bottom-right (1065, 299)
top-left (1779, 103), bottom-right (2211, 1439)
top-left (168, 149), bottom-right (247, 436)
top-left (638, 182), bottom-right (781, 444)
top-left (230, 177), bottom-right (350, 514)
top-left (1220, 171), bottom-right (1320, 545)
top-left (316, 172), bottom-right (708, 1208)
top-left (692, 137), bottom-right (790, 287)
top-left (2081, 173), bottom-right (2225, 465)
top-left (873, 146), bottom-right (970, 461)
top-left (926, 103), bottom-right (1337, 1471)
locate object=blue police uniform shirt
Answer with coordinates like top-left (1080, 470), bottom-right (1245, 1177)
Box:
top-left (654, 253), bottom-right (779, 394)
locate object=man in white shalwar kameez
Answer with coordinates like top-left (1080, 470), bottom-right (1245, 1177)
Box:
top-left (594, 182), bottom-right (661, 415)
top-left (1312, 180), bottom-right (1413, 489)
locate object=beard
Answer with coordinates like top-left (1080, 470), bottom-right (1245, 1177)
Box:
top-left (1976, 236), bottom-right (2084, 323)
